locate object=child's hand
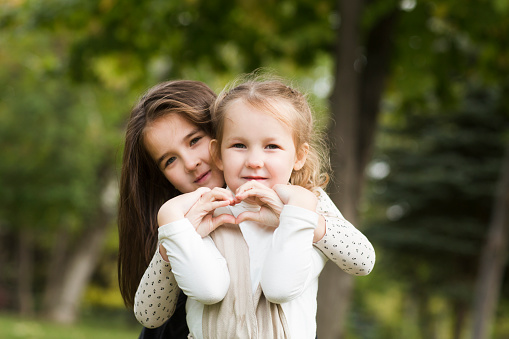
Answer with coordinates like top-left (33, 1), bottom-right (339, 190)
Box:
top-left (158, 187), bottom-right (212, 226)
top-left (234, 181), bottom-right (284, 227)
top-left (273, 184), bottom-right (323, 241)
top-left (158, 187), bottom-right (236, 237)
top-left (186, 187), bottom-right (237, 237)
top-left (273, 184), bottom-right (318, 212)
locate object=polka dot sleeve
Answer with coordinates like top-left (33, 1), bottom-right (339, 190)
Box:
top-left (134, 248), bottom-right (180, 328)
top-left (314, 188), bottom-right (375, 275)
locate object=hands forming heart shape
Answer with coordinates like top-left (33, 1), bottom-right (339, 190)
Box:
top-left (158, 181), bottom-right (318, 238)
top-left (188, 181), bottom-right (283, 237)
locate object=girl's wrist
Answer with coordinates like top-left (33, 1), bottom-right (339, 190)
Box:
top-left (273, 184), bottom-right (318, 211)
top-left (285, 193), bottom-right (317, 211)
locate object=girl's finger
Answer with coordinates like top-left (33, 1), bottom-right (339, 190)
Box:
top-left (236, 187), bottom-right (273, 201)
top-left (236, 180), bottom-right (270, 193)
top-left (235, 209), bottom-right (279, 227)
top-left (236, 189), bottom-right (283, 213)
top-left (199, 200), bottom-right (232, 213)
top-left (195, 213), bottom-right (236, 237)
top-left (201, 188), bottom-right (235, 204)
top-left (211, 214), bottom-right (237, 228)
top-left (176, 187), bottom-right (212, 213)
top-left (235, 211), bottom-right (260, 224)
top-left (196, 191), bottom-right (234, 209)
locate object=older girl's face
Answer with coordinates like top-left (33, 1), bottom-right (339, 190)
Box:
top-left (144, 114), bottom-right (225, 193)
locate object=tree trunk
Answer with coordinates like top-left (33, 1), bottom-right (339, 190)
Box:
top-left (359, 9), bottom-right (399, 173)
top-left (452, 300), bottom-right (468, 339)
top-left (42, 226), bottom-right (70, 312)
top-left (471, 142), bottom-right (509, 339)
top-left (318, 1), bottom-right (363, 338)
top-left (17, 229), bottom-right (34, 316)
top-left (318, 2), bottom-right (397, 338)
top-left (45, 207), bottom-right (113, 324)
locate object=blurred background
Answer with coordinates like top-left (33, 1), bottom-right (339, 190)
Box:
top-left (1, 0), bottom-right (508, 338)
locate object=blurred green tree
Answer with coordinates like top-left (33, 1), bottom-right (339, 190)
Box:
top-left (0, 7), bottom-right (130, 322)
top-left (365, 84), bottom-right (509, 338)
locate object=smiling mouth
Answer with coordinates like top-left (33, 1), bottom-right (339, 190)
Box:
top-left (243, 176), bottom-right (267, 181)
top-left (195, 171), bottom-right (210, 183)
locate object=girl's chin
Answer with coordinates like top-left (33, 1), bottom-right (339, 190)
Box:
top-left (198, 175), bottom-right (226, 190)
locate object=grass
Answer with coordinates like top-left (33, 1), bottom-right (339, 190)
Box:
top-left (0, 312), bottom-right (142, 339)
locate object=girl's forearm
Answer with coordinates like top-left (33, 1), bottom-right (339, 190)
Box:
top-left (134, 249), bottom-right (180, 328)
top-left (261, 205), bottom-right (319, 303)
top-left (159, 218), bottom-right (230, 304)
top-left (313, 188), bottom-right (376, 276)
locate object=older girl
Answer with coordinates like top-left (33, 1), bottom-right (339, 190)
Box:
top-left (118, 80), bottom-right (375, 337)
top-left (152, 77), bottom-right (375, 338)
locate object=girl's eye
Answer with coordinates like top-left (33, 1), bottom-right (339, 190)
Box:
top-left (190, 136), bottom-right (201, 146)
top-left (266, 144), bottom-right (280, 150)
top-left (232, 143), bottom-right (246, 149)
top-left (165, 156), bottom-right (177, 168)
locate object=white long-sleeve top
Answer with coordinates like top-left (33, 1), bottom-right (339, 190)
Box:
top-left (161, 201), bottom-right (326, 339)
top-left (134, 188), bottom-right (375, 330)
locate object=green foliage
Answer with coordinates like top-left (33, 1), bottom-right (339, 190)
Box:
top-left (388, 0), bottom-right (509, 105)
top-left (0, 24), bottom-right (128, 228)
top-left (0, 44), bottom-right (85, 227)
top-left (3, 0), bottom-right (338, 83)
top-left (0, 2), bottom-right (132, 314)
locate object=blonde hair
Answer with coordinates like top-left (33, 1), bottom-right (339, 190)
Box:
top-left (211, 75), bottom-right (330, 191)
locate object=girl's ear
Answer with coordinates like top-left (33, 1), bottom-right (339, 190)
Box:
top-left (209, 139), bottom-right (224, 171)
top-left (294, 142), bottom-right (309, 171)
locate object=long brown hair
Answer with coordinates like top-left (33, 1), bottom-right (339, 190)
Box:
top-left (118, 80), bottom-right (216, 308)
top-left (211, 76), bottom-right (329, 192)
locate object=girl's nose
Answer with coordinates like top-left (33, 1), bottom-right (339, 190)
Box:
top-left (245, 150), bottom-right (264, 168)
top-left (184, 157), bottom-right (201, 172)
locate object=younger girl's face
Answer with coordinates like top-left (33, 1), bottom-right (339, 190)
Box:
top-left (214, 99), bottom-right (307, 192)
top-left (144, 114), bottom-right (225, 193)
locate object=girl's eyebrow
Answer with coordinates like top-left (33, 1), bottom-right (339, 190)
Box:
top-left (157, 153), bottom-right (169, 169)
top-left (156, 128), bottom-right (203, 167)
top-left (185, 128), bottom-right (202, 140)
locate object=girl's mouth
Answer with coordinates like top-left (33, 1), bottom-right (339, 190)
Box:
top-left (194, 170), bottom-right (210, 183)
top-left (243, 176), bottom-right (267, 181)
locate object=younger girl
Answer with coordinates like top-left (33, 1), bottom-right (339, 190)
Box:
top-left (155, 77), bottom-right (374, 338)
